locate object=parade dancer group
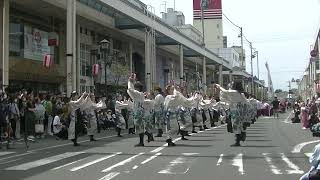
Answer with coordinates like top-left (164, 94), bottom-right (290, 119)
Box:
top-left (126, 73), bottom-right (260, 147)
top-left (61, 72), bottom-right (261, 147)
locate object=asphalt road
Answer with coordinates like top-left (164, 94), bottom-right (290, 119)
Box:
top-left (0, 111), bottom-right (318, 180)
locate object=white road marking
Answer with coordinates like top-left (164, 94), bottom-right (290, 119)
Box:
top-left (6, 152), bottom-right (85, 170)
top-left (141, 153), bottom-right (161, 165)
top-left (101, 152), bottom-right (144, 173)
top-left (150, 124), bottom-right (226, 153)
top-left (0, 152), bottom-right (32, 162)
top-left (182, 153), bottom-right (199, 156)
top-left (98, 172), bottom-right (120, 180)
top-left (158, 157), bottom-right (192, 174)
top-left (70, 152), bottom-right (122, 171)
top-left (0, 152), bottom-right (15, 157)
top-left (132, 165), bottom-right (139, 169)
top-left (0, 135), bottom-right (118, 162)
top-left (292, 140), bottom-right (320, 153)
top-left (217, 154), bottom-right (224, 166)
top-left (150, 146), bottom-right (165, 153)
top-left (262, 153), bottom-right (282, 174)
top-left (232, 153), bottom-right (245, 175)
top-left (0, 158), bottom-right (22, 165)
top-left (280, 153), bottom-right (304, 174)
top-left (305, 153), bottom-right (312, 158)
top-left (51, 158), bottom-right (87, 170)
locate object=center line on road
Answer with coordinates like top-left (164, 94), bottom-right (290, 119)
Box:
top-left (216, 154), bottom-right (223, 166)
top-left (232, 153), bottom-right (245, 175)
top-left (70, 152), bottom-right (122, 172)
top-left (101, 152), bottom-right (144, 173)
top-left (280, 153), bottom-right (304, 174)
top-left (141, 153), bottom-right (161, 165)
top-left (98, 172), bottom-right (120, 180)
top-left (262, 153), bottom-right (282, 174)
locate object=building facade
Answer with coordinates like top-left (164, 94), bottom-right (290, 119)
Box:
top-left (1, 0), bottom-right (233, 96)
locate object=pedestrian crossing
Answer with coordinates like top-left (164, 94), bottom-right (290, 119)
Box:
top-left (0, 151), bottom-right (311, 177)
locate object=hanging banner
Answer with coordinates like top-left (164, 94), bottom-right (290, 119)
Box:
top-left (92, 64), bottom-right (99, 76)
top-left (43, 54), bottom-right (53, 68)
top-left (24, 25), bottom-right (52, 61)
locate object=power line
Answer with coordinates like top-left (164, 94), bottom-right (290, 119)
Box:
top-left (222, 13), bottom-right (241, 29)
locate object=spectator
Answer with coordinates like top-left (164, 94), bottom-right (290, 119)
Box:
top-left (53, 109), bottom-right (68, 140)
top-left (34, 98), bottom-right (46, 138)
top-left (25, 97), bottom-right (36, 140)
top-left (9, 96), bottom-right (20, 139)
top-left (42, 95), bottom-right (53, 135)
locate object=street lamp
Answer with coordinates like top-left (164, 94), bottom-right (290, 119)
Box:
top-left (99, 39), bottom-right (111, 96)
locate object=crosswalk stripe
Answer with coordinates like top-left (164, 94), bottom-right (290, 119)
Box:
top-left (158, 157), bottom-right (190, 174)
top-left (262, 153), bottom-right (282, 174)
top-left (51, 158), bottom-right (87, 170)
top-left (6, 152), bottom-right (85, 170)
top-left (216, 154), bottom-right (223, 166)
top-left (0, 152), bottom-right (15, 157)
top-left (280, 153), bottom-right (304, 174)
top-left (232, 153), bottom-right (245, 175)
top-left (141, 153), bottom-right (161, 165)
top-left (98, 172), bottom-right (120, 180)
top-left (101, 152), bottom-right (144, 173)
top-left (70, 152), bottom-right (122, 172)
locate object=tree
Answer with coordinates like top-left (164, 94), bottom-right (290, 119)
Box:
top-left (275, 89), bottom-right (283, 93)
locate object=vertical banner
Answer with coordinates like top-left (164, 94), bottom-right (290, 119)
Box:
top-left (193, 0), bottom-right (222, 20)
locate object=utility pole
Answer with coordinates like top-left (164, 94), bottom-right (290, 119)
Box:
top-left (250, 42), bottom-right (254, 94)
top-left (200, 0), bottom-right (207, 93)
top-left (240, 27), bottom-right (244, 70)
top-left (256, 50), bottom-right (259, 80)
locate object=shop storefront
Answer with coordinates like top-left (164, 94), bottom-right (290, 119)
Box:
top-left (8, 8), bottom-right (64, 94)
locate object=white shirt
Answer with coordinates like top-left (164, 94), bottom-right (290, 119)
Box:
top-left (53, 115), bottom-right (62, 134)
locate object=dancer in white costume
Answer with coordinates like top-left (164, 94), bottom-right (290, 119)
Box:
top-left (154, 87), bottom-right (165, 137)
top-left (82, 93), bottom-right (106, 141)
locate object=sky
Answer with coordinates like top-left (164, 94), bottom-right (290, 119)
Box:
top-left (140, 0), bottom-right (320, 90)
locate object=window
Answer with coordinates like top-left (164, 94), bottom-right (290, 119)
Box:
top-left (9, 23), bottom-right (23, 57)
top-left (80, 43), bottom-right (92, 77)
top-left (217, 24), bottom-right (220, 28)
top-left (217, 36), bottom-right (220, 40)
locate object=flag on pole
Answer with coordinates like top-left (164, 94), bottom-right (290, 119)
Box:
top-left (265, 62), bottom-right (274, 98)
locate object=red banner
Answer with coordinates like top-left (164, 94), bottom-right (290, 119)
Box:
top-left (193, 0), bottom-right (222, 10)
top-left (193, 0), bottom-right (222, 19)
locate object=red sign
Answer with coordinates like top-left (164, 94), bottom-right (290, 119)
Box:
top-left (193, 0), bottom-right (222, 19)
top-left (48, 39), bottom-right (58, 46)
